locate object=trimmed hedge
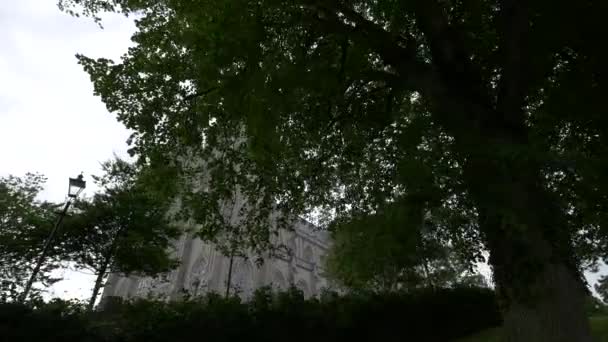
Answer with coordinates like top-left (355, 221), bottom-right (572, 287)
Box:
top-left (0, 286), bottom-right (501, 342)
top-left (0, 300), bottom-right (91, 342)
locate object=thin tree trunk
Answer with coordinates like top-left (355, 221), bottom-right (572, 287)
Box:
top-left (87, 228), bottom-right (123, 311)
top-left (88, 263), bottom-right (108, 311)
top-left (225, 252), bottom-right (234, 297)
top-left (422, 259), bottom-right (435, 290)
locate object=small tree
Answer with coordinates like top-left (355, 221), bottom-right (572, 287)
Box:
top-left (326, 199), bottom-right (423, 292)
top-left (63, 159), bottom-right (180, 310)
top-left (326, 199), bottom-right (486, 292)
top-left (0, 173), bottom-right (60, 302)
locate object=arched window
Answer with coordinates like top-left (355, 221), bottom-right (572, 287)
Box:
top-left (189, 254), bottom-right (208, 294)
top-left (286, 236), bottom-right (296, 258)
top-left (303, 245), bottom-right (313, 263)
top-left (233, 260), bottom-right (254, 298)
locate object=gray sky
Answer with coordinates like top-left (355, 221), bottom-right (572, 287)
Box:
top-left (1, 0), bottom-right (135, 299)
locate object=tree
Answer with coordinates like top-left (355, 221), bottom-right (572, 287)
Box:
top-left (325, 201), bottom-right (424, 292)
top-left (326, 200), bottom-right (486, 292)
top-left (0, 174), bottom-right (60, 302)
top-left (62, 159), bottom-right (181, 310)
top-left (60, 0), bottom-right (608, 340)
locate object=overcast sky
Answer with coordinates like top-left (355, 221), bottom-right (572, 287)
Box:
top-left (1, 0), bottom-right (135, 299)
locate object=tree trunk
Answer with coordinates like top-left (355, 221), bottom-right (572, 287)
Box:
top-left (482, 218), bottom-right (593, 342)
top-left (422, 258), bottom-right (435, 290)
top-left (225, 253), bottom-right (234, 297)
top-left (467, 156), bottom-right (594, 342)
top-left (88, 263), bottom-right (108, 311)
top-left (501, 264), bottom-right (592, 342)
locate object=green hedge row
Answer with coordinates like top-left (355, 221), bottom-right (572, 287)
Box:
top-left (0, 286), bottom-right (501, 342)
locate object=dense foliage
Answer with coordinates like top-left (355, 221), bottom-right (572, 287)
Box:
top-left (325, 200), bottom-right (487, 291)
top-left (0, 287), bottom-right (501, 342)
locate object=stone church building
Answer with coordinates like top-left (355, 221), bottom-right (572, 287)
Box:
top-left (101, 217), bottom-right (332, 301)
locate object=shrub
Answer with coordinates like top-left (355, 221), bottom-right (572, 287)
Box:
top-left (0, 299), bottom-right (99, 342)
top-left (0, 286), bottom-right (501, 342)
top-left (586, 295), bottom-right (608, 316)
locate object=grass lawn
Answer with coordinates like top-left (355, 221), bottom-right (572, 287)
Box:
top-left (459, 316), bottom-right (608, 341)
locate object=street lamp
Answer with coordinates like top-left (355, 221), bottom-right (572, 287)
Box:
top-left (68, 175), bottom-right (86, 198)
top-left (20, 174), bottom-right (86, 302)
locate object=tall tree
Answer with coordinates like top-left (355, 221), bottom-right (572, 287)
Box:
top-left (62, 159), bottom-right (181, 310)
top-left (0, 174), bottom-right (60, 302)
top-left (60, 0), bottom-right (608, 340)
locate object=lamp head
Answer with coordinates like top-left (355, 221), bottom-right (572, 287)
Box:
top-left (68, 174), bottom-right (86, 198)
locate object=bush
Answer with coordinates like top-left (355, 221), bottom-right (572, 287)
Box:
top-left (0, 287), bottom-right (501, 342)
top-left (0, 299), bottom-right (99, 342)
top-left (586, 295), bottom-right (608, 316)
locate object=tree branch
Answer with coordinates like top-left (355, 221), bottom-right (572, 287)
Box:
top-left (496, 0), bottom-right (530, 131)
top-left (408, 0), bottom-right (498, 141)
top-left (302, 0), bottom-right (439, 97)
top-left (183, 86), bottom-right (218, 102)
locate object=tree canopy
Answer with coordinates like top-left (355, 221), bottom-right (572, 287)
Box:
top-left (0, 174), bottom-right (60, 302)
top-left (59, 0), bottom-right (608, 340)
top-left (65, 159), bottom-right (179, 276)
top-left (0, 161), bottom-right (181, 306)
top-left (62, 158), bottom-right (181, 308)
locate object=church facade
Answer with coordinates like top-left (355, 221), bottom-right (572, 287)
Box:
top-left (100, 217), bottom-right (332, 302)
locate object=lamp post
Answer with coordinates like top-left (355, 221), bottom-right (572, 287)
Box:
top-left (225, 252), bottom-right (235, 297)
top-left (20, 174), bottom-right (86, 302)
